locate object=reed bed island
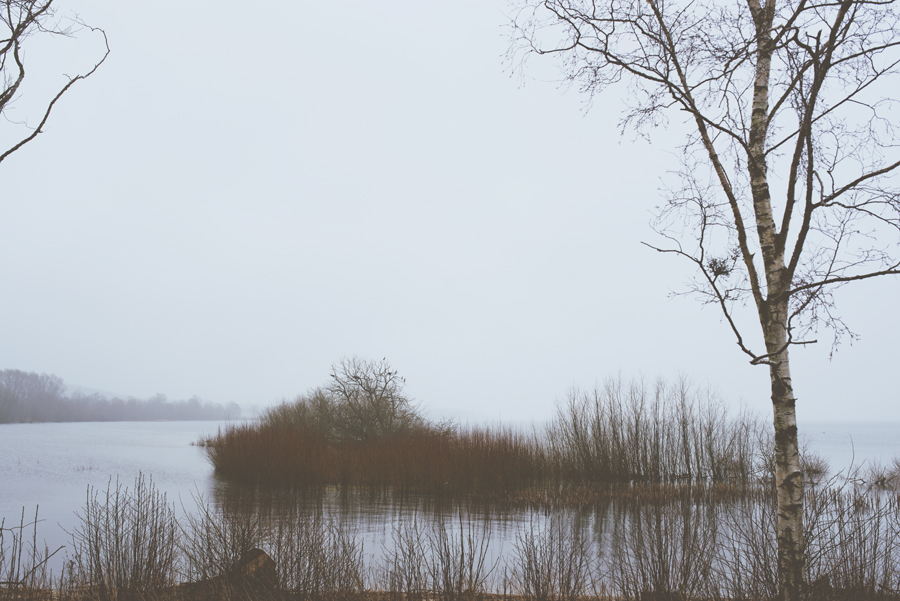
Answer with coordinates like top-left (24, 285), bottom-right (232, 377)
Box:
top-left (206, 358), bottom-right (773, 492)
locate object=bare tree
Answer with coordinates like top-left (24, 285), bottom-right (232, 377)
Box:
top-left (1, 0), bottom-right (108, 165)
top-left (326, 356), bottom-right (426, 441)
top-left (510, 1), bottom-right (900, 600)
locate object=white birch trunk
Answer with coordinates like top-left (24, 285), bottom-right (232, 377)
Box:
top-left (746, 2), bottom-right (806, 599)
top-left (764, 307), bottom-right (804, 601)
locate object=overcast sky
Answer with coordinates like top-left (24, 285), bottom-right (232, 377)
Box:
top-left (1, 0), bottom-right (897, 423)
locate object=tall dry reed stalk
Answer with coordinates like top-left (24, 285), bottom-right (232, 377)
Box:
top-left (0, 508), bottom-right (60, 601)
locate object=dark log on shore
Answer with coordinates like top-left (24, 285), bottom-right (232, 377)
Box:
top-left (177, 548), bottom-right (277, 600)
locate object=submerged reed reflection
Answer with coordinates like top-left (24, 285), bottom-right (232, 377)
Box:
top-left (201, 478), bottom-right (900, 601)
top-left (4, 475), bottom-right (900, 600)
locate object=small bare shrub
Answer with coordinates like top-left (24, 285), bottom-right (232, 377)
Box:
top-left (715, 492), bottom-right (779, 601)
top-left (507, 514), bottom-right (594, 601)
top-left (66, 475), bottom-right (178, 601)
top-left (862, 460), bottom-right (900, 491)
top-left (609, 490), bottom-right (718, 601)
top-left (380, 518), bottom-right (429, 601)
top-left (802, 451), bottom-right (831, 487)
top-left (428, 514), bottom-right (496, 601)
top-left (269, 512), bottom-right (365, 600)
top-left (805, 487), bottom-right (900, 600)
top-left (547, 376), bottom-right (767, 485)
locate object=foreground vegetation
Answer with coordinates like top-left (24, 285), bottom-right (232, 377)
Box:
top-left (3, 474), bottom-right (900, 601)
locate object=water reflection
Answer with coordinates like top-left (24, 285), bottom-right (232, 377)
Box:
top-left (202, 479), bottom-right (900, 600)
top-left (204, 479), bottom-right (744, 592)
top-left (207, 479), bottom-right (556, 575)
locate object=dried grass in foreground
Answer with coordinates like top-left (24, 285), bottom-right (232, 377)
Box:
top-left (4, 471), bottom-right (900, 601)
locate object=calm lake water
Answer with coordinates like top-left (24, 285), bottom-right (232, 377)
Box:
top-left (1, 419), bottom-right (898, 577)
top-left (0, 421), bottom-right (225, 566)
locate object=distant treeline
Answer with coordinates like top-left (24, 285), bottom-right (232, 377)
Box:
top-left (0, 369), bottom-right (241, 423)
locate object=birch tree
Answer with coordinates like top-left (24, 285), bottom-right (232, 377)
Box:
top-left (1, 0), bottom-right (108, 165)
top-left (510, 1), bottom-right (900, 599)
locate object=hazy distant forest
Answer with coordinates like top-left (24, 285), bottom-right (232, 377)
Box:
top-left (0, 369), bottom-right (240, 423)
